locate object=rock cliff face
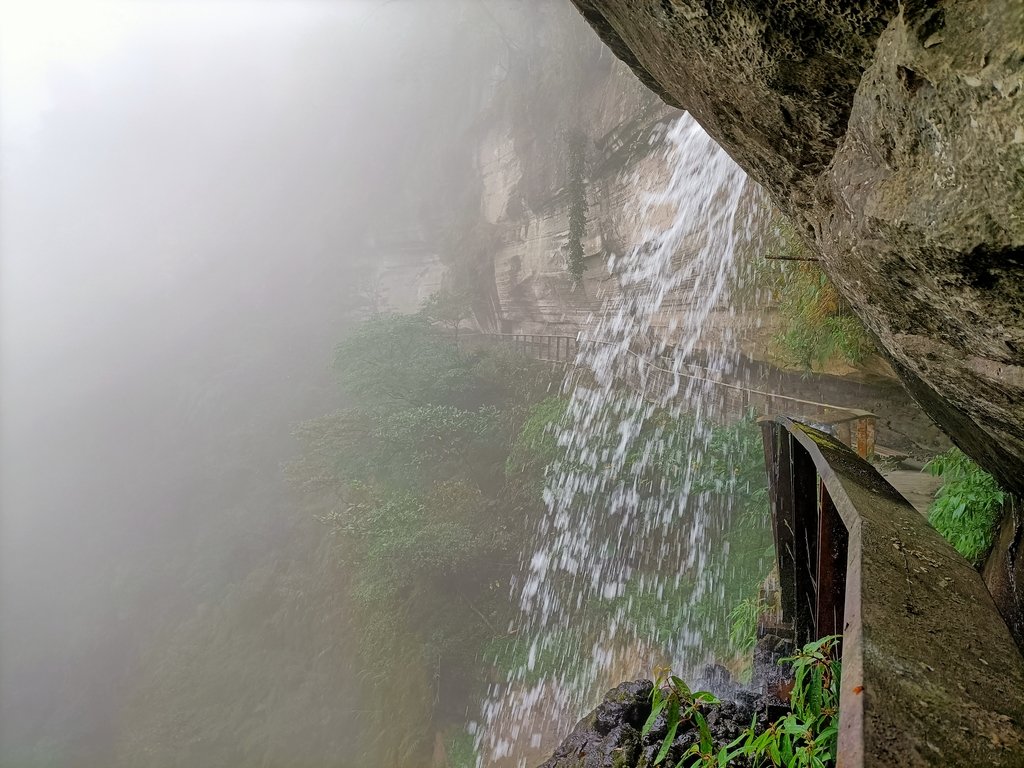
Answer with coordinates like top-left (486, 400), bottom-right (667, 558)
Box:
top-left (463, 12), bottom-right (793, 385)
top-left (475, 54), bottom-right (682, 334)
top-left (568, 0), bottom-right (1024, 495)
top-left (369, 3), bottom-right (781, 360)
top-left (372, 4), bottom-right (683, 331)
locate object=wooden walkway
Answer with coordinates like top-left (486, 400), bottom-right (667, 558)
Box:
top-left (473, 331), bottom-right (877, 459)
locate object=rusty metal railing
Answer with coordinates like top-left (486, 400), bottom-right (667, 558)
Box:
top-left (761, 416), bottom-right (1024, 766)
top-left (482, 332), bottom-right (580, 363)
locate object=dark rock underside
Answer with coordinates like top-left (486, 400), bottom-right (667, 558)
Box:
top-left (568, 0), bottom-right (1024, 497)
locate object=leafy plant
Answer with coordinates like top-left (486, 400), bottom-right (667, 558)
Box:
top-left (643, 636), bottom-right (842, 768)
top-left (925, 447), bottom-right (1005, 565)
top-left (642, 667), bottom-right (722, 766)
top-left (725, 634), bottom-right (842, 768)
top-left (728, 593), bottom-right (765, 656)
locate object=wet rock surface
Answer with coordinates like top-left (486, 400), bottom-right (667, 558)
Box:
top-left (536, 680), bottom-right (651, 768)
top-left (568, 0), bottom-right (1024, 498)
top-left (536, 675), bottom-right (786, 768)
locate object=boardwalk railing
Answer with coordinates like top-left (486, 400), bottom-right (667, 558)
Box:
top-left (475, 332), bottom-right (876, 458)
top-left (761, 416), bottom-right (1024, 766)
top-left (481, 332), bottom-right (580, 363)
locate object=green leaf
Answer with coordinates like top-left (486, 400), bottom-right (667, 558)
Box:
top-left (792, 664), bottom-right (807, 708)
top-left (782, 715), bottom-right (809, 736)
top-left (670, 675), bottom-right (692, 700)
top-left (655, 718), bottom-right (679, 765)
top-left (809, 665), bottom-right (823, 719)
top-left (697, 711), bottom-right (714, 753)
top-left (771, 736), bottom-right (784, 765)
top-left (642, 696), bottom-right (667, 738)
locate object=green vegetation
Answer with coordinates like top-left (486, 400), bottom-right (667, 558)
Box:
top-left (642, 668), bottom-right (722, 766)
top-left (499, 403), bottom-right (773, 674)
top-left (763, 220), bottom-right (873, 371)
top-left (925, 447), bottom-right (1006, 565)
top-left (566, 130), bottom-right (588, 285)
top-left (446, 728), bottom-right (479, 768)
top-left (288, 313), bottom-right (555, 764)
top-left (506, 394), bottom-right (569, 476)
top-left (726, 635), bottom-right (842, 768)
top-left (646, 635), bottom-right (842, 768)
top-left (420, 286), bottom-right (474, 340)
top-left (484, 626), bottom-right (589, 686)
top-left (728, 593), bottom-right (766, 656)
top-left (291, 315), bottom-right (777, 764)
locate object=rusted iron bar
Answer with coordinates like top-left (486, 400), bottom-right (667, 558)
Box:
top-left (762, 420), bottom-right (799, 633)
top-left (761, 416), bottom-right (1024, 767)
top-left (815, 482), bottom-right (847, 639)
top-left (792, 433), bottom-right (820, 647)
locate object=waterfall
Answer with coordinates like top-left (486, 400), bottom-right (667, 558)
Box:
top-left (476, 114), bottom-right (767, 767)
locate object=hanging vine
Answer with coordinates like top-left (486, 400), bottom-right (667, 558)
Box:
top-left (566, 131), bottom-right (588, 285)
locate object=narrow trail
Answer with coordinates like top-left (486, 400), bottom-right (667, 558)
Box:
top-left (466, 331), bottom-right (947, 461)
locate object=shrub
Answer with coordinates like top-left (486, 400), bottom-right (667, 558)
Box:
top-left (774, 263), bottom-right (873, 371)
top-left (925, 447), bottom-right (1005, 565)
top-left (645, 635), bottom-right (842, 768)
top-left (728, 594), bottom-right (765, 656)
top-left (726, 635), bottom-right (842, 768)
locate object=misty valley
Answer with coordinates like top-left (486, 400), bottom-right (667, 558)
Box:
top-left (2, 2), bottom-right (1023, 768)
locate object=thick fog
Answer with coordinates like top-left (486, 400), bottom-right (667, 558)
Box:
top-left (0, 2), bottom-right (500, 764)
top-left (0, 3), bottom-right (907, 768)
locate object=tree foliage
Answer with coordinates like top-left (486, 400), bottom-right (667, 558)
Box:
top-left (332, 313), bottom-right (478, 406)
top-left (289, 313), bottom-right (556, 764)
top-left (420, 286), bottom-right (474, 340)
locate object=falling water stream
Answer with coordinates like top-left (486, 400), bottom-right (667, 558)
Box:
top-left (476, 114), bottom-right (771, 767)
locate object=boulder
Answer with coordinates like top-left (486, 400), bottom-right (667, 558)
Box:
top-left (537, 680), bottom-right (652, 768)
top-left (536, 675), bottom-right (784, 768)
